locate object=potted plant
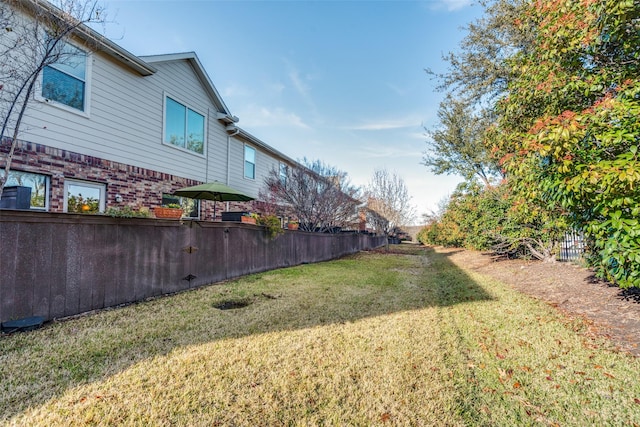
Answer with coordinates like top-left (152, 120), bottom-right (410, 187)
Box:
top-left (154, 203), bottom-right (184, 219)
top-left (287, 220), bottom-right (299, 230)
top-left (257, 214), bottom-right (284, 239)
top-left (241, 212), bottom-right (258, 224)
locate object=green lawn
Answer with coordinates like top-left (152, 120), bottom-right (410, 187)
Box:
top-left (1, 245), bottom-right (639, 426)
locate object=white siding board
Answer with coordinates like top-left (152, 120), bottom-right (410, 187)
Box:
top-left (226, 138), bottom-right (282, 199)
top-left (204, 132), bottom-right (228, 182)
top-left (18, 52), bottom-right (232, 183)
top-left (227, 139), bottom-right (249, 194)
top-left (6, 29), bottom-right (295, 195)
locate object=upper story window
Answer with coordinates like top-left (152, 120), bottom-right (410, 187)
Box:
top-left (41, 42), bottom-right (88, 112)
top-left (279, 163), bottom-right (288, 185)
top-left (244, 145), bottom-right (256, 179)
top-left (164, 96), bottom-right (205, 155)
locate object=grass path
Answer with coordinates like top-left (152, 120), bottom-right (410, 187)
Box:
top-left (1, 246), bottom-right (639, 425)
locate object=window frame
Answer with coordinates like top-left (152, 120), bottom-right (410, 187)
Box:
top-left (162, 93), bottom-right (207, 156)
top-left (63, 179), bottom-right (106, 214)
top-left (279, 163), bottom-right (288, 185)
top-left (244, 144), bottom-right (256, 180)
top-left (36, 40), bottom-right (91, 116)
top-left (161, 193), bottom-right (200, 219)
top-left (0, 169), bottom-right (50, 210)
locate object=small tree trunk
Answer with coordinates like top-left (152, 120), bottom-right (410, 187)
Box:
top-left (0, 73), bottom-right (39, 199)
top-left (523, 239), bottom-right (556, 263)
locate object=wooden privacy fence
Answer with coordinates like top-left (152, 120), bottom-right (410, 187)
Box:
top-left (0, 211), bottom-right (386, 323)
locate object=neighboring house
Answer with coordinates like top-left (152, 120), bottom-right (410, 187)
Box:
top-left (0, 1), bottom-right (297, 220)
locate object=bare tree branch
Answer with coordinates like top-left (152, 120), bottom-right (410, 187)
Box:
top-left (263, 159), bottom-right (361, 233)
top-left (0, 0), bottom-right (105, 197)
top-left (365, 168), bottom-right (415, 235)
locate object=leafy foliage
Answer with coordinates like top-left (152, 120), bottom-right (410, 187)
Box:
top-left (417, 182), bottom-right (562, 261)
top-left (493, 0), bottom-right (640, 286)
top-left (67, 193), bottom-right (99, 213)
top-left (426, 0), bottom-right (640, 284)
top-left (105, 206), bottom-right (152, 218)
top-left (426, 0), bottom-right (534, 105)
top-left (423, 97), bottom-right (502, 185)
top-left (257, 214), bottom-right (285, 239)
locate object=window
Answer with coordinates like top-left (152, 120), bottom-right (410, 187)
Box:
top-left (41, 42), bottom-right (87, 111)
top-left (164, 96), bottom-right (205, 154)
top-left (244, 145), bottom-right (256, 179)
top-left (0, 169), bottom-right (49, 210)
top-left (279, 163), bottom-right (288, 185)
top-left (162, 193), bottom-right (200, 218)
top-left (64, 180), bottom-right (105, 213)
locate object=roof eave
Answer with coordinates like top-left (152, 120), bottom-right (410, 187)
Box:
top-left (76, 26), bottom-right (156, 76)
top-left (17, 0), bottom-right (156, 76)
top-left (236, 128), bottom-right (299, 167)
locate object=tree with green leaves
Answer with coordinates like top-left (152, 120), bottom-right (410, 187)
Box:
top-left (417, 181), bottom-right (562, 261)
top-left (423, 0), bottom-right (564, 261)
top-left (493, 0), bottom-right (640, 286)
top-left (423, 96), bottom-right (502, 186)
top-left (426, 0), bottom-right (533, 105)
top-left (424, 0), bottom-right (527, 187)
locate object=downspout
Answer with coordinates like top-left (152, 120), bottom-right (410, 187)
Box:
top-left (225, 124), bottom-right (240, 212)
top-left (226, 133), bottom-right (231, 186)
top-left (225, 124), bottom-right (240, 185)
top-left (226, 135), bottom-right (231, 213)
top-left (206, 108), bottom-right (210, 182)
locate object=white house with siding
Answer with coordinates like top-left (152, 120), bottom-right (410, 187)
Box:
top-left (0, 0), bottom-right (297, 220)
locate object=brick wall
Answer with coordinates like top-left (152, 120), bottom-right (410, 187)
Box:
top-left (0, 137), bottom-right (256, 220)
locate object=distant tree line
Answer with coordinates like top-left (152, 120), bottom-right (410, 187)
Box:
top-left (263, 159), bottom-right (415, 236)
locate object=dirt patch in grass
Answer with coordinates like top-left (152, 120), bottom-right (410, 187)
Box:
top-left (213, 299), bottom-right (252, 310)
top-left (437, 247), bottom-right (640, 357)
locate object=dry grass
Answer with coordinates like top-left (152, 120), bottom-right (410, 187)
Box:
top-left (1, 245), bottom-right (639, 426)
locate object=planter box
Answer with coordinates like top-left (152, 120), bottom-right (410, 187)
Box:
top-left (241, 216), bottom-right (256, 224)
top-left (222, 211), bottom-right (247, 221)
top-left (154, 207), bottom-right (183, 219)
top-left (222, 211), bottom-right (256, 224)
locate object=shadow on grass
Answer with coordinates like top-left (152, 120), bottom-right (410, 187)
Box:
top-left (0, 245), bottom-right (494, 421)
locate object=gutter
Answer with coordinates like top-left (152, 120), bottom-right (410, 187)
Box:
top-left (18, 0), bottom-right (156, 76)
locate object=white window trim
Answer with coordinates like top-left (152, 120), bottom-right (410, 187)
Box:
top-left (161, 193), bottom-right (201, 219)
top-left (244, 144), bottom-right (256, 180)
top-left (34, 175), bottom-right (51, 211)
top-left (63, 179), bottom-right (106, 213)
top-left (0, 169), bottom-right (50, 211)
top-left (35, 43), bottom-right (92, 118)
top-left (161, 92), bottom-right (207, 158)
top-left (279, 162), bottom-right (288, 184)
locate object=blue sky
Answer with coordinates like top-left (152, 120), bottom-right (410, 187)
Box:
top-left (100, 0), bottom-right (480, 222)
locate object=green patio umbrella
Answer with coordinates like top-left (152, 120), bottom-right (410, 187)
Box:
top-left (173, 181), bottom-right (254, 220)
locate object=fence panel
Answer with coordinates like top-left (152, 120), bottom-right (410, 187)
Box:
top-left (0, 211), bottom-right (386, 323)
top-left (559, 230), bottom-right (585, 262)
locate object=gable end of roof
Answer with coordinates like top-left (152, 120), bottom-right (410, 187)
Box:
top-left (140, 52), bottom-right (235, 119)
